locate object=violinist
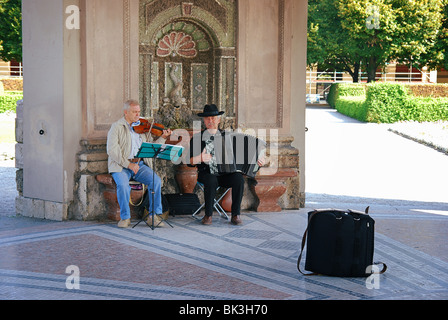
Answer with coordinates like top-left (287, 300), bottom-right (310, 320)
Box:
top-left (107, 99), bottom-right (172, 228)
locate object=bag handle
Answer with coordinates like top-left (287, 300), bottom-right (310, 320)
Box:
top-left (370, 262), bottom-right (388, 274)
top-left (297, 210), bottom-right (318, 276)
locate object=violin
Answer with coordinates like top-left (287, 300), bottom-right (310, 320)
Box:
top-left (133, 118), bottom-right (169, 136)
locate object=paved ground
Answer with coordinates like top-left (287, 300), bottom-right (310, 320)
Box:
top-left (0, 107), bottom-right (447, 305)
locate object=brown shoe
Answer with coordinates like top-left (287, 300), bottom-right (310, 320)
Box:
top-left (231, 215), bottom-right (242, 225)
top-left (201, 216), bottom-right (212, 225)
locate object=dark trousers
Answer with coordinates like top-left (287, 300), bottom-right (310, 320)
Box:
top-left (198, 172), bottom-right (245, 217)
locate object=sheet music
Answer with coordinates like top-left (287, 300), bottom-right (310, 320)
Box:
top-left (136, 142), bottom-right (184, 163)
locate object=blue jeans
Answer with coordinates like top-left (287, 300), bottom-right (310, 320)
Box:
top-left (111, 161), bottom-right (162, 220)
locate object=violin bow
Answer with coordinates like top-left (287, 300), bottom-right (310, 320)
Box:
top-left (149, 119), bottom-right (154, 134)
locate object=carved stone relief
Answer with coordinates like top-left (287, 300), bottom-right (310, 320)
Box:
top-left (139, 0), bottom-right (237, 127)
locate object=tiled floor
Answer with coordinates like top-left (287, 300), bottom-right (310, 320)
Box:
top-left (1, 207), bottom-right (447, 301)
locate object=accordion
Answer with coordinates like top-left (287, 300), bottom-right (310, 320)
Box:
top-left (213, 132), bottom-right (266, 178)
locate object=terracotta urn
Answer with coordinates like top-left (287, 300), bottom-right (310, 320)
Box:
top-left (219, 188), bottom-right (232, 212)
top-left (175, 164), bottom-right (198, 194)
top-left (166, 129), bottom-right (198, 194)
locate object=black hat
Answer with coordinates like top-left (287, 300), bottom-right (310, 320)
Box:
top-left (197, 104), bottom-right (225, 117)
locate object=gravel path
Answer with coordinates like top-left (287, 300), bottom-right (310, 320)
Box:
top-left (388, 120), bottom-right (448, 155)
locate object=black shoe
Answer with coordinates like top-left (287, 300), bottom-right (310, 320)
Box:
top-left (201, 216), bottom-right (212, 225)
top-left (231, 215), bottom-right (242, 225)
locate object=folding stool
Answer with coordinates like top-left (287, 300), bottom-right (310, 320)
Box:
top-left (192, 182), bottom-right (230, 220)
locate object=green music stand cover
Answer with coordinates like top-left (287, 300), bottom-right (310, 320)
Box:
top-left (135, 142), bottom-right (184, 163)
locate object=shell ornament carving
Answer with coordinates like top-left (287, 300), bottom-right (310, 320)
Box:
top-left (157, 31), bottom-right (197, 58)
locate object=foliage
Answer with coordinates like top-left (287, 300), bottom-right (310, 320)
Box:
top-left (364, 83), bottom-right (410, 122)
top-left (327, 83), bottom-right (366, 108)
top-left (308, 0), bottom-right (445, 82)
top-left (338, 83), bottom-right (367, 97)
top-left (308, 0), bottom-right (364, 81)
top-left (401, 96), bottom-right (448, 122)
top-left (422, 0), bottom-right (448, 70)
top-left (327, 84), bottom-right (339, 108)
top-left (335, 96), bottom-right (368, 121)
top-left (0, 91), bottom-right (22, 113)
top-left (331, 83), bottom-right (448, 123)
top-left (0, 0), bottom-right (22, 62)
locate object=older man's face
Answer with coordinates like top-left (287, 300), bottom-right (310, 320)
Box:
top-left (124, 104), bottom-right (141, 124)
top-left (203, 116), bottom-right (221, 130)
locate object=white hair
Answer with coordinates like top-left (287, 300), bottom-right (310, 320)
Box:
top-left (123, 99), bottom-right (140, 111)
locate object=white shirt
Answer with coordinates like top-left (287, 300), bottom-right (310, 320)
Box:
top-left (128, 122), bottom-right (143, 159)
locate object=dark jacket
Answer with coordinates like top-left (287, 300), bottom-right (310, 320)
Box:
top-left (188, 129), bottom-right (224, 174)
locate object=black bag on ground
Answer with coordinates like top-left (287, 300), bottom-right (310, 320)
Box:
top-left (297, 207), bottom-right (387, 277)
top-left (164, 193), bottom-right (201, 216)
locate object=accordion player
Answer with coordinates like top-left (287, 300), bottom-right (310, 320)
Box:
top-left (213, 132), bottom-right (267, 178)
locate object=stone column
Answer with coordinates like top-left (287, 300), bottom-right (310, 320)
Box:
top-left (18, 0), bottom-right (140, 221)
top-left (18, 0), bottom-right (83, 221)
top-left (75, 0), bottom-right (140, 220)
top-left (238, 0), bottom-right (307, 210)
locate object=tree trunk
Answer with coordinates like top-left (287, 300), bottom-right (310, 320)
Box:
top-left (367, 57), bottom-right (378, 83)
top-left (345, 61), bottom-right (361, 83)
top-left (352, 62), bottom-right (360, 83)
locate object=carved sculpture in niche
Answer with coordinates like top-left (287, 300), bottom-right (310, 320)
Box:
top-left (164, 62), bottom-right (186, 108)
top-left (155, 22), bottom-right (212, 112)
top-left (149, 21), bottom-right (215, 130)
top-left (140, 0), bottom-right (237, 121)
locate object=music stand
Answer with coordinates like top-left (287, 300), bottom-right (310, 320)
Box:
top-left (132, 142), bottom-right (184, 230)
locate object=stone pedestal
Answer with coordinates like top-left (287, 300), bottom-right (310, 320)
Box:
top-left (252, 135), bottom-right (301, 211)
top-left (252, 168), bottom-right (297, 212)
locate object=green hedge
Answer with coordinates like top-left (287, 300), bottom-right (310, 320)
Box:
top-left (331, 82), bottom-right (448, 123)
top-left (335, 96), bottom-right (367, 121)
top-left (0, 91), bottom-right (23, 113)
top-left (327, 83), bottom-right (366, 108)
top-left (403, 96), bottom-right (448, 122)
top-left (364, 83), bottom-right (409, 123)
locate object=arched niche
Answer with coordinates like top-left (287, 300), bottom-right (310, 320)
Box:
top-left (139, 0), bottom-right (237, 129)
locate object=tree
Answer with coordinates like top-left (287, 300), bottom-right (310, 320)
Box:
top-left (308, 0), bottom-right (364, 82)
top-left (308, 0), bottom-right (445, 82)
top-left (422, 0), bottom-right (448, 70)
top-left (0, 0), bottom-right (22, 63)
